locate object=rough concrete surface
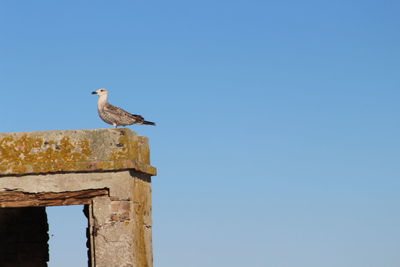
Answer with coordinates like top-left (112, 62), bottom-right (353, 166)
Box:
top-left (0, 128), bottom-right (156, 176)
top-left (0, 129), bottom-right (155, 267)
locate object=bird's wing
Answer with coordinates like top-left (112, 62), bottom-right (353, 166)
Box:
top-left (104, 104), bottom-right (145, 121)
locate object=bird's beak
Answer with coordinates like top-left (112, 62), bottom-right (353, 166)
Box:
top-left (91, 91), bottom-right (97, 95)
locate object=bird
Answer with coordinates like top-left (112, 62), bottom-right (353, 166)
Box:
top-left (91, 88), bottom-right (156, 128)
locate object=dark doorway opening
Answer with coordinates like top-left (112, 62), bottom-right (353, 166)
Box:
top-left (0, 207), bottom-right (49, 267)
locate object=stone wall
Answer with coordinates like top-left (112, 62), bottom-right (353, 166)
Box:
top-left (0, 129), bottom-right (156, 267)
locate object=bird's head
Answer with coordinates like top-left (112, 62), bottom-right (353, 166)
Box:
top-left (91, 88), bottom-right (108, 96)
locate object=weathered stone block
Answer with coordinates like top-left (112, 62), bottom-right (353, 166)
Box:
top-left (0, 128), bottom-right (156, 176)
top-left (0, 129), bottom-right (156, 267)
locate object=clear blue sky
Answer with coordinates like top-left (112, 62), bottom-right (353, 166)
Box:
top-left (1, 1), bottom-right (400, 266)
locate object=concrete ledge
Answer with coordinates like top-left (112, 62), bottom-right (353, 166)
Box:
top-left (0, 128), bottom-right (156, 176)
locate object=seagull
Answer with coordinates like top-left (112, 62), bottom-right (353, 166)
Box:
top-left (91, 88), bottom-right (156, 128)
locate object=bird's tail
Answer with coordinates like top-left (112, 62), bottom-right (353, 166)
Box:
top-left (142, 120), bottom-right (156, 126)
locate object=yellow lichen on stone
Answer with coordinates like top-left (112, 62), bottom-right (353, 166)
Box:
top-left (0, 135), bottom-right (93, 175)
top-left (0, 129), bottom-right (155, 176)
top-left (108, 133), bottom-right (140, 167)
top-left (132, 175), bottom-right (152, 267)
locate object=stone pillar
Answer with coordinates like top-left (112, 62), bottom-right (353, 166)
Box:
top-left (0, 129), bottom-right (156, 267)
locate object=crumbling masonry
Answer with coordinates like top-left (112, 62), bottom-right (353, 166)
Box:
top-left (0, 129), bottom-right (156, 267)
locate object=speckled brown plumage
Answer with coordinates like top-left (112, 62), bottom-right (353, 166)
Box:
top-left (92, 88), bottom-right (156, 128)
